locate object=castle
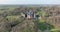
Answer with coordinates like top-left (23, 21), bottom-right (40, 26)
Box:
top-left (21, 10), bottom-right (41, 20)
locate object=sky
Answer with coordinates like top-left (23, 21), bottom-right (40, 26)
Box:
top-left (0, 0), bottom-right (60, 4)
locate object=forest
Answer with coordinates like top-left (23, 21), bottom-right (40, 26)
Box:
top-left (0, 5), bottom-right (60, 32)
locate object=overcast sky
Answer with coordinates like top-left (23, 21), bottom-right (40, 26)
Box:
top-left (0, 0), bottom-right (60, 4)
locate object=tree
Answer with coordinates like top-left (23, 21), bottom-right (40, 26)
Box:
top-left (36, 10), bottom-right (54, 32)
top-left (36, 9), bottom-right (47, 17)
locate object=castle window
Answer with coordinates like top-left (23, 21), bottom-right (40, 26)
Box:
top-left (25, 14), bottom-right (27, 17)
